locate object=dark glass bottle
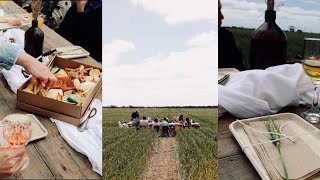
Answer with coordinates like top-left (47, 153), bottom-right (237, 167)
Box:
top-left (24, 19), bottom-right (44, 62)
top-left (250, 10), bottom-right (287, 69)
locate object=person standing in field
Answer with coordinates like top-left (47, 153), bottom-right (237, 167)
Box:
top-left (131, 109), bottom-right (139, 121)
top-left (218, 0), bottom-right (245, 71)
top-left (131, 109), bottom-right (140, 129)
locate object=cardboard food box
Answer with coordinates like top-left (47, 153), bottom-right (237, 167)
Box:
top-left (16, 56), bottom-right (102, 125)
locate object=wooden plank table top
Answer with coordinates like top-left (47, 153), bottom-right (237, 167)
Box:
top-left (1, 1), bottom-right (101, 179)
top-left (218, 105), bottom-right (320, 180)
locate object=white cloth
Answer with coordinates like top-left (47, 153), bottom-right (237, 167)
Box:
top-left (3, 29), bottom-right (25, 49)
top-left (50, 99), bottom-right (102, 176)
top-left (1, 28), bottom-right (50, 93)
top-left (2, 58), bottom-right (102, 176)
top-left (0, 27), bottom-right (102, 176)
top-left (219, 63), bottom-right (314, 118)
top-left (2, 56), bottom-right (49, 94)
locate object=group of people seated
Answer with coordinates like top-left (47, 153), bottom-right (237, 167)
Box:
top-left (119, 110), bottom-right (200, 135)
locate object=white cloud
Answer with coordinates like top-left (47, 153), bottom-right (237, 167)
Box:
top-left (222, 0), bottom-right (320, 33)
top-left (103, 40), bottom-right (135, 67)
top-left (103, 30), bottom-right (217, 106)
top-left (186, 30), bottom-right (217, 47)
top-left (130, 0), bottom-right (216, 25)
top-left (296, 0), bottom-right (320, 5)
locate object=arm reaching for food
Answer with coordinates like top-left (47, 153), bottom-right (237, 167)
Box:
top-left (0, 43), bottom-right (57, 89)
top-left (16, 51), bottom-right (57, 89)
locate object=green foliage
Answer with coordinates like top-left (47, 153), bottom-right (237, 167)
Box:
top-left (103, 108), bottom-right (218, 180)
top-left (176, 108), bottom-right (218, 179)
top-left (227, 27), bottom-right (320, 69)
top-left (103, 108), bottom-right (159, 180)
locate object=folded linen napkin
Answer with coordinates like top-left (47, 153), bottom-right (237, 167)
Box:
top-left (244, 120), bottom-right (320, 180)
top-left (50, 99), bottom-right (102, 176)
top-left (219, 63), bottom-right (314, 118)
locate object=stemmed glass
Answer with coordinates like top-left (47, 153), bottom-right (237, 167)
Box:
top-left (3, 115), bottom-right (32, 170)
top-left (301, 38), bottom-right (320, 123)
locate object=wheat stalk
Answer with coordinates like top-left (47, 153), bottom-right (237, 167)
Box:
top-left (265, 118), bottom-right (288, 180)
top-left (31, 0), bottom-right (42, 20)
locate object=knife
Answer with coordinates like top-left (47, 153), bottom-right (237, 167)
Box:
top-left (22, 49), bottom-right (57, 77)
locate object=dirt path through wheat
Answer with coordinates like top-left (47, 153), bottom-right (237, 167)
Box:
top-left (142, 138), bottom-right (181, 180)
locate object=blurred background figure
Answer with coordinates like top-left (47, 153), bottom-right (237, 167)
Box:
top-left (16, 0), bottom-right (72, 30)
top-left (57, 0), bottom-right (102, 62)
top-left (161, 117), bottom-right (169, 126)
top-left (122, 122), bottom-right (129, 128)
top-left (152, 118), bottom-right (160, 132)
top-left (139, 116), bottom-right (149, 127)
top-left (178, 114), bottom-right (183, 122)
top-left (131, 109), bottom-right (139, 121)
top-left (218, 0), bottom-right (245, 71)
top-left (185, 118), bottom-right (191, 128)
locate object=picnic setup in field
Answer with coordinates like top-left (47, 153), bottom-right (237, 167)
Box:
top-left (118, 109), bottom-right (201, 137)
top-left (0, 1), bottom-right (102, 179)
top-left (219, 0), bottom-right (320, 180)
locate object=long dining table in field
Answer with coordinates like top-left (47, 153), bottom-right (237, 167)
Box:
top-left (1, 1), bottom-right (101, 179)
top-left (218, 105), bottom-right (320, 180)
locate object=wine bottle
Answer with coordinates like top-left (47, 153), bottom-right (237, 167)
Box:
top-left (24, 19), bottom-right (44, 62)
top-left (250, 4), bottom-right (287, 69)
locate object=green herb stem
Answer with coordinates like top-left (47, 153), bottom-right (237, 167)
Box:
top-left (277, 145), bottom-right (288, 180)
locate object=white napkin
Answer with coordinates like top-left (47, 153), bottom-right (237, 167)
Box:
top-left (0, 9), bottom-right (4, 16)
top-left (219, 63), bottom-right (314, 118)
top-left (3, 29), bottom-right (25, 49)
top-left (1, 28), bottom-right (50, 93)
top-left (1, 55), bottom-right (102, 175)
top-left (2, 56), bottom-right (49, 94)
top-left (50, 99), bottom-right (102, 176)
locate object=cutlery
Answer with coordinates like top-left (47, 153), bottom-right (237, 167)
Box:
top-left (78, 107), bottom-right (97, 132)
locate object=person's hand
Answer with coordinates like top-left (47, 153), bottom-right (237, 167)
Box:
top-left (16, 51), bottom-right (57, 90)
top-left (76, 0), bottom-right (87, 13)
top-left (0, 147), bottom-right (26, 178)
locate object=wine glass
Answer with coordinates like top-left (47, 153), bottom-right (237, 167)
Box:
top-left (301, 38), bottom-right (320, 123)
top-left (3, 115), bottom-right (32, 170)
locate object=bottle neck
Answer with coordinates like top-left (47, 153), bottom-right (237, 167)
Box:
top-left (265, 10), bottom-right (276, 22)
top-left (31, 19), bottom-right (38, 27)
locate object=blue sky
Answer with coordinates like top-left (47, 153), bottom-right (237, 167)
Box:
top-left (221, 0), bottom-right (320, 33)
top-left (103, 0), bottom-right (217, 106)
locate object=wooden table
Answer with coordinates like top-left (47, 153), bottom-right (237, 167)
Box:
top-left (218, 106), bottom-right (320, 180)
top-left (1, 2), bottom-right (101, 179)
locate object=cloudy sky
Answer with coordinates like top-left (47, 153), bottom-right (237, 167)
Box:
top-left (221, 0), bottom-right (320, 33)
top-left (102, 0), bottom-right (217, 107)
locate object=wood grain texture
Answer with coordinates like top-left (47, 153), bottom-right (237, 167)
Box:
top-left (218, 105), bottom-right (319, 180)
top-left (1, 1), bottom-right (102, 179)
